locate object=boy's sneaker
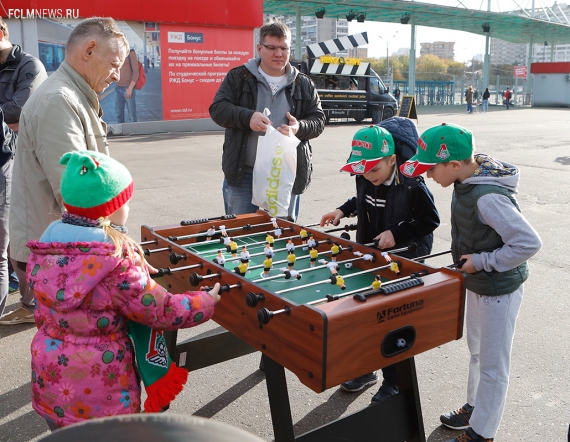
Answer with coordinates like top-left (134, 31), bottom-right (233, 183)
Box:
top-left (370, 382), bottom-right (399, 403)
top-left (446, 427), bottom-right (493, 442)
top-left (0, 306), bottom-right (35, 325)
top-left (440, 403), bottom-right (474, 430)
top-left (340, 372), bottom-right (378, 392)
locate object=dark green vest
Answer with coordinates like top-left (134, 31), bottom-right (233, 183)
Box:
top-left (451, 183), bottom-right (528, 295)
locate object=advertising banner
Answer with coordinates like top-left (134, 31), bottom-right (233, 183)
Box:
top-left (161, 24), bottom-right (253, 120)
top-left (513, 66), bottom-right (527, 78)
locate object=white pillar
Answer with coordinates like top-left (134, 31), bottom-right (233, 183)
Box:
top-left (482, 34), bottom-right (490, 89)
top-left (295, 5), bottom-right (302, 61)
top-left (408, 17), bottom-right (416, 96)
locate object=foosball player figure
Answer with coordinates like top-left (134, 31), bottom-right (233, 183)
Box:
top-left (271, 217), bottom-right (279, 229)
top-left (240, 246), bottom-right (250, 263)
top-left (213, 250), bottom-right (226, 267)
top-left (309, 247), bottom-right (318, 268)
top-left (300, 227), bottom-right (308, 244)
top-left (307, 233), bottom-right (317, 249)
top-left (381, 251), bottom-right (401, 275)
top-left (286, 250), bottom-right (296, 270)
top-left (263, 242), bottom-right (274, 257)
top-left (330, 241), bottom-right (341, 262)
top-left (372, 275), bottom-right (382, 290)
top-left (319, 123), bottom-right (441, 404)
top-left (219, 224), bottom-right (227, 237)
top-left (265, 233), bottom-right (274, 246)
top-left (229, 238), bottom-right (238, 258)
top-left (206, 225), bottom-right (216, 241)
top-left (274, 227), bottom-right (283, 238)
top-left (262, 254), bottom-right (273, 278)
top-left (234, 261), bottom-right (248, 276)
top-left (223, 234), bottom-right (231, 251)
top-left (286, 239), bottom-right (295, 252)
top-left (281, 268), bottom-right (301, 280)
top-left (328, 265), bottom-right (346, 290)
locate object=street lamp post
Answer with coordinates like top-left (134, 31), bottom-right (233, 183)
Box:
top-left (379, 31), bottom-right (398, 90)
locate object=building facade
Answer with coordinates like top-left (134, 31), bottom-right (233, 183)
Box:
top-left (419, 41), bottom-right (455, 59)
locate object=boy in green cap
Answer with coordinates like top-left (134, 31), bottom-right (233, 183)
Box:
top-left (320, 120), bottom-right (440, 403)
top-left (400, 122), bottom-right (542, 442)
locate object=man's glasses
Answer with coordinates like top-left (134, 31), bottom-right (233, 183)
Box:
top-left (261, 43), bottom-right (290, 52)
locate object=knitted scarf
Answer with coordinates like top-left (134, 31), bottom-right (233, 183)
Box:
top-left (63, 212), bottom-right (189, 412)
top-left (127, 321), bottom-right (188, 412)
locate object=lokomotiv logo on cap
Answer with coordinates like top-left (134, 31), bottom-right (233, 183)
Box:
top-left (402, 160), bottom-right (418, 176)
top-left (352, 140), bottom-right (372, 150)
top-left (436, 144), bottom-right (450, 160)
top-left (351, 161), bottom-right (366, 174)
top-left (381, 139), bottom-right (389, 154)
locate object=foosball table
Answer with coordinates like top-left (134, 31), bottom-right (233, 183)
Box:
top-left (141, 211), bottom-right (466, 442)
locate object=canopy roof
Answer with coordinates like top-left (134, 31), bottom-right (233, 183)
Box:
top-left (263, 0), bottom-right (570, 44)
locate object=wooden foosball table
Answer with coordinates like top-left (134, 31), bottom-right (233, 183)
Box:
top-left (141, 211), bottom-right (466, 442)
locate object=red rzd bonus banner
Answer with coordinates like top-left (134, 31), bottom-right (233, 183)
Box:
top-left (161, 24), bottom-right (253, 120)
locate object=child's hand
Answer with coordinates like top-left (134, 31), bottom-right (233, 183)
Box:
top-left (205, 282), bottom-right (222, 304)
top-left (320, 209), bottom-right (344, 227)
top-left (374, 230), bottom-right (396, 250)
top-left (458, 254), bottom-right (476, 273)
top-left (145, 261), bottom-right (159, 274)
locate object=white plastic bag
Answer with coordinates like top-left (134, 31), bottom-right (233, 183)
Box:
top-left (252, 124), bottom-right (299, 217)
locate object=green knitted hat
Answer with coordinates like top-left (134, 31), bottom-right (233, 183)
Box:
top-left (60, 151), bottom-right (134, 219)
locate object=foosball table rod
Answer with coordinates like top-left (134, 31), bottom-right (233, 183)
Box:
top-left (250, 252), bottom-right (362, 284)
top-left (181, 226), bottom-right (296, 253)
top-left (143, 246), bottom-right (171, 256)
top-left (245, 240), bottom-right (334, 271)
top-left (257, 270), bottom-right (431, 324)
top-left (169, 221), bottom-right (271, 241)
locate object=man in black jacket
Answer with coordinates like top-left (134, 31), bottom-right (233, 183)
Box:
top-left (0, 18), bottom-right (46, 324)
top-left (209, 20), bottom-right (324, 221)
top-left (0, 18), bottom-right (47, 132)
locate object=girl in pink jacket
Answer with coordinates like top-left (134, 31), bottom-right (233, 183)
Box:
top-left (28, 151), bottom-right (220, 430)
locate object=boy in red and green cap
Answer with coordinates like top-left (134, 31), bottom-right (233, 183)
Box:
top-left (320, 120), bottom-right (440, 403)
top-left (400, 122), bottom-right (542, 442)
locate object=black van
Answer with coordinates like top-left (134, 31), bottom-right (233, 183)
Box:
top-left (303, 67), bottom-right (398, 124)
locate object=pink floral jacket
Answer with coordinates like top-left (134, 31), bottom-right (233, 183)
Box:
top-left (27, 240), bottom-right (215, 427)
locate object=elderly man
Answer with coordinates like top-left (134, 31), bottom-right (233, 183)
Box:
top-left (0, 17), bottom-right (128, 325)
top-left (209, 19), bottom-right (324, 222)
top-left (0, 18), bottom-right (47, 319)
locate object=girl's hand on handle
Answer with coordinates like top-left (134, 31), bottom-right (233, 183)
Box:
top-left (204, 283), bottom-right (221, 304)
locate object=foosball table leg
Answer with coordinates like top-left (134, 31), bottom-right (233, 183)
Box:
top-left (263, 354), bottom-right (296, 442)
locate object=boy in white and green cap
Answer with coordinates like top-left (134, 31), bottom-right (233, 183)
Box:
top-left (400, 122), bottom-right (542, 442)
top-left (320, 121), bottom-right (440, 403)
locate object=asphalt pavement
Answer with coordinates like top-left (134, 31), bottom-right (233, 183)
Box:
top-left (1, 104), bottom-right (569, 442)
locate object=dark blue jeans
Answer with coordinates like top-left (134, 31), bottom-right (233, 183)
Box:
top-left (115, 86), bottom-right (137, 123)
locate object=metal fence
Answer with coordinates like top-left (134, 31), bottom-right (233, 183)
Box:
top-left (384, 76), bottom-right (530, 107)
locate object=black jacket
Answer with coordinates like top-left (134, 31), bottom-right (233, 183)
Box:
top-left (338, 172), bottom-right (439, 259)
top-left (0, 109), bottom-right (16, 167)
top-left (209, 63), bottom-right (325, 195)
top-left (0, 45), bottom-right (47, 124)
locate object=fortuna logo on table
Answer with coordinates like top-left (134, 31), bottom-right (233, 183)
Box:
top-left (266, 145), bottom-right (285, 216)
top-left (376, 299), bottom-right (424, 323)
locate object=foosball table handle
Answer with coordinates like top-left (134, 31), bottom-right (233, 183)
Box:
top-left (353, 270), bottom-right (429, 302)
top-left (180, 214), bottom-right (237, 226)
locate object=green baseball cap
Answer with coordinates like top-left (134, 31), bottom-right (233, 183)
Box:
top-left (341, 126), bottom-right (395, 174)
top-left (400, 122), bottom-right (473, 177)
